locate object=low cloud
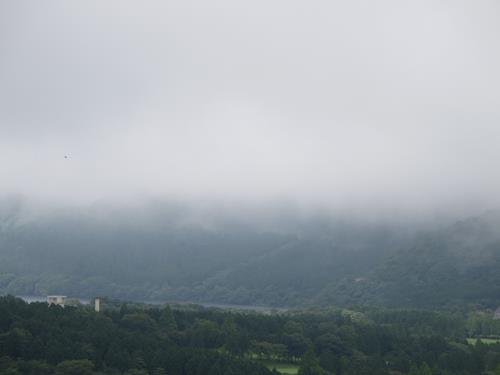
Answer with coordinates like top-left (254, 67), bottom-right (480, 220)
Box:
top-left (1, 1), bottom-right (500, 214)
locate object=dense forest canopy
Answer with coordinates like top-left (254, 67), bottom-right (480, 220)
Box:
top-left (2, 296), bottom-right (500, 375)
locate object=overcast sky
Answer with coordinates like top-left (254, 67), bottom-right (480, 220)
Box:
top-left (1, 1), bottom-right (500, 213)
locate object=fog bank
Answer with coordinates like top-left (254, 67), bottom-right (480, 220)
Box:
top-left (2, 1), bottom-right (500, 214)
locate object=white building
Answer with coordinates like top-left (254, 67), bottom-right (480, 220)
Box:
top-left (47, 295), bottom-right (66, 307)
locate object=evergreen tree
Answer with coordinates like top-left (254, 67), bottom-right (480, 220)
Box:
top-left (298, 348), bottom-right (327, 375)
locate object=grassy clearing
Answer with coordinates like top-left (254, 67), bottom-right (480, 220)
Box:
top-left (260, 360), bottom-right (299, 374)
top-left (467, 338), bottom-right (500, 345)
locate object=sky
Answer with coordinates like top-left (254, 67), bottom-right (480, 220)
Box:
top-left (1, 0), bottom-right (500, 213)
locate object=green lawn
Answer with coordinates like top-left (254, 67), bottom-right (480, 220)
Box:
top-left (467, 338), bottom-right (500, 345)
top-left (260, 360), bottom-right (299, 374)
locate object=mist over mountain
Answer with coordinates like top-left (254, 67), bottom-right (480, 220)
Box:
top-left (1, 196), bottom-right (499, 309)
top-left (1, 0), bottom-right (500, 311)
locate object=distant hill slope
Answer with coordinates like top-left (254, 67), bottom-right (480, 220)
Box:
top-left (325, 212), bottom-right (500, 308)
top-left (1, 197), bottom-right (500, 308)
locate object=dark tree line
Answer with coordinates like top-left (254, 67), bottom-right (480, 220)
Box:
top-left (2, 296), bottom-right (500, 374)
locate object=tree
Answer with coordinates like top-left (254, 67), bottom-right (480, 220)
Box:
top-left (152, 368), bottom-right (167, 375)
top-left (124, 370), bottom-right (149, 375)
top-left (55, 359), bottom-right (94, 375)
top-left (121, 313), bottom-right (156, 331)
top-left (283, 334), bottom-right (310, 360)
top-left (123, 368), bottom-right (149, 375)
top-left (298, 348), bottom-right (327, 375)
top-left (409, 362), bottom-right (432, 375)
top-left (222, 317), bottom-right (249, 357)
top-left (159, 306), bottom-right (177, 332)
top-left (190, 319), bottom-right (222, 348)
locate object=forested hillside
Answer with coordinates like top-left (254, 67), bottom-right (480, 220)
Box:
top-left (1, 198), bottom-right (500, 309)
